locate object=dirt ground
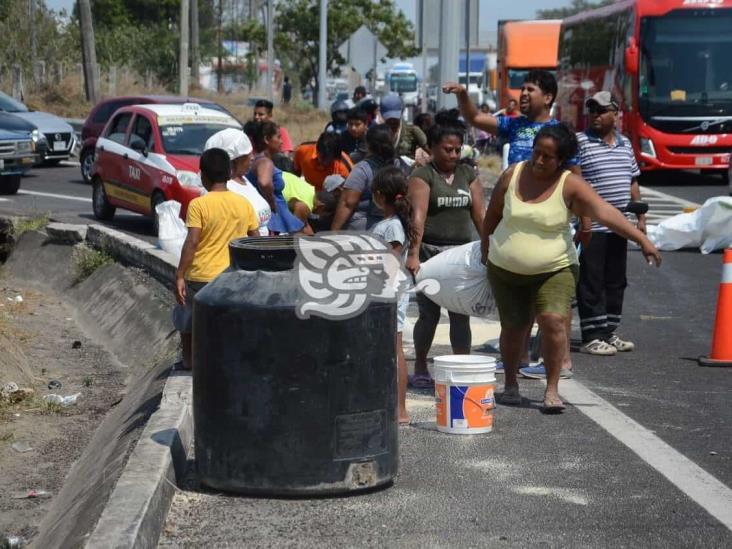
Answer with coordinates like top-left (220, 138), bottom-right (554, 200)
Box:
top-left (0, 281), bottom-right (125, 544)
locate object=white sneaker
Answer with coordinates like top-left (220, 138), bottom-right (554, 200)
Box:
top-left (608, 334), bottom-right (635, 352)
top-left (581, 339), bottom-right (617, 356)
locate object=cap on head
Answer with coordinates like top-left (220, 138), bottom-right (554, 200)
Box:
top-left (586, 91), bottom-right (619, 111)
top-left (204, 128), bottom-right (253, 159)
top-left (380, 94), bottom-right (403, 121)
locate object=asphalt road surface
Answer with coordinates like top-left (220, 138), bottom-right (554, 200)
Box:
top-left (3, 161), bottom-right (732, 547)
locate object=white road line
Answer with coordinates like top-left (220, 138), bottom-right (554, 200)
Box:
top-left (560, 379), bottom-right (732, 532)
top-left (640, 186), bottom-right (700, 208)
top-left (17, 190), bottom-right (92, 203)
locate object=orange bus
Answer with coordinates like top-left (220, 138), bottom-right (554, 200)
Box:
top-left (497, 19), bottom-right (561, 109)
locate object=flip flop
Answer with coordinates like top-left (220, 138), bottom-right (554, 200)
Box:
top-left (497, 386), bottom-right (522, 406)
top-left (408, 373), bottom-right (434, 389)
top-left (541, 396), bottom-right (566, 414)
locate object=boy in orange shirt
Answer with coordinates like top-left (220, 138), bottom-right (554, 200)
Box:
top-left (293, 132), bottom-right (352, 191)
top-left (173, 147), bottom-right (260, 370)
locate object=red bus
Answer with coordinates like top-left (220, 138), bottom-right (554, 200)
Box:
top-left (556, 0), bottom-right (732, 179)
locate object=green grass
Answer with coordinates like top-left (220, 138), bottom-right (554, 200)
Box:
top-left (72, 245), bottom-right (114, 283)
top-left (10, 213), bottom-right (51, 239)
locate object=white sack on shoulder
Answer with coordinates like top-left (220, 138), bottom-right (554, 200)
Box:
top-left (415, 241), bottom-right (495, 318)
top-left (156, 200), bottom-right (187, 261)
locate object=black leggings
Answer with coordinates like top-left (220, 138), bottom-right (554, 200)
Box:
top-left (413, 292), bottom-right (472, 355)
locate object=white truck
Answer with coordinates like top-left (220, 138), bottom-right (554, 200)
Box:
top-left (386, 62), bottom-right (419, 110)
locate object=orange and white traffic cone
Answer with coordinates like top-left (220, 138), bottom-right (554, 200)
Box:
top-left (699, 248), bottom-right (732, 367)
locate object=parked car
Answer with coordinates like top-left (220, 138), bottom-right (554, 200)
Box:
top-left (0, 91), bottom-right (75, 165)
top-left (91, 103), bottom-right (241, 233)
top-left (0, 129), bottom-right (35, 195)
top-left (0, 111), bottom-right (47, 160)
top-left (79, 95), bottom-right (237, 184)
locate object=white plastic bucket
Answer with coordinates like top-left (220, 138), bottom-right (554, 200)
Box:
top-left (434, 355), bottom-right (496, 434)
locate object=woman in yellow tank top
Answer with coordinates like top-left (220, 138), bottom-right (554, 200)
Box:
top-left (482, 124), bottom-right (661, 413)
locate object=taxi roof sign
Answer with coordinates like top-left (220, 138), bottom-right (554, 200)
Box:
top-left (181, 102), bottom-right (202, 112)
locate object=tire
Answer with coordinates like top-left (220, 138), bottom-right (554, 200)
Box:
top-left (80, 148), bottom-right (95, 184)
top-left (0, 175), bottom-right (21, 195)
top-left (92, 178), bottom-right (115, 220)
top-left (150, 191), bottom-right (166, 236)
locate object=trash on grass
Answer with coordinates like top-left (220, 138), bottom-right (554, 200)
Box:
top-left (71, 340), bottom-right (82, 349)
top-left (47, 380), bottom-right (62, 390)
top-left (12, 489), bottom-right (51, 499)
top-left (11, 441), bottom-right (33, 453)
top-left (1, 382), bottom-right (19, 398)
top-left (43, 393), bottom-right (81, 407)
top-left (2, 535), bottom-right (28, 548)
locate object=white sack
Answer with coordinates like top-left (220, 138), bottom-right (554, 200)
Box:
top-left (416, 241), bottom-right (494, 317)
top-left (647, 197), bottom-right (732, 254)
top-left (156, 200), bottom-right (187, 260)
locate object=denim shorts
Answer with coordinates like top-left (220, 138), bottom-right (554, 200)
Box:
top-left (172, 281), bottom-right (207, 334)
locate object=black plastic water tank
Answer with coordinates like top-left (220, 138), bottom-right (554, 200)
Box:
top-left (193, 236), bottom-right (398, 495)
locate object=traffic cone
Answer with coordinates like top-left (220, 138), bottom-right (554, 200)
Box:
top-left (699, 248), bottom-right (732, 367)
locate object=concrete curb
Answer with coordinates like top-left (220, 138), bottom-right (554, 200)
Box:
top-left (39, 222), bottom-right (192, 549)
top-left (85, 373), bottom-right (193, 549)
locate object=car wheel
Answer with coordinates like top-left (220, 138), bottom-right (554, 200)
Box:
top-left (0, 175), bottom-right (21, 195)
top-left (92, 178), bottom-right (115, 220)
top-left (151, 191), bottom-right (166, 236)
top-left (80, 148), bottom-right (95, 184)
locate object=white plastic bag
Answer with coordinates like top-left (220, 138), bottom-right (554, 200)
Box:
top-left (648, 197), bottom-right (732, 254)
top-left (156, 200), bottom-right (187, 260)
top-left (416, 241), bottom-right (494, 317)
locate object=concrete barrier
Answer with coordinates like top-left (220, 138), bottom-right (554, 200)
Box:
top-left (1, 219), bottom-right (191, 549)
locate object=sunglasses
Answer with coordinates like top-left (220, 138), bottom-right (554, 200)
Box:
top-left (588, 106), bottom-right (617, 114)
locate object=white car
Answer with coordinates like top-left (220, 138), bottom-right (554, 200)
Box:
top-left (0, 91), bottom-right (76, 164)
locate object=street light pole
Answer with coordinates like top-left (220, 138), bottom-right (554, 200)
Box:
top-left (419, 0), bottom-right (428, 114)
top-left (266, 0), bottom-right (274, 103)
top-left (78, 0), bottom-right (100, 103)
top-left (437, 0), bottom-right (459, 110)
top-left (318, 0), bottom-right (328, 110)
top-left (191, 0), bottom-right (200, 83)
top-left (179, 0), bottom-right (190, 96)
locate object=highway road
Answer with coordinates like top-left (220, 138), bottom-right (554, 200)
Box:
top-left (2, 161), bottom-right (731, 546)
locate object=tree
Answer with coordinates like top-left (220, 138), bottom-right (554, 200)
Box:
top-left (274, 0), bottom-right (418, 104)
top-left (536, 0), bottom-right (615, 19)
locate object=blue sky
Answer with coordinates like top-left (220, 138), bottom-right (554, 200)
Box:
top-left (47, 0), bottom-right (578, 28)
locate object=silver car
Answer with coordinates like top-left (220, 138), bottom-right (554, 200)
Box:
top-left (0, 91), bottom-right (76, 164)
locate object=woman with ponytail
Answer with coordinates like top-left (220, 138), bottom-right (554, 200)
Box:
top-left (371, 166), bottom-right (415, 426)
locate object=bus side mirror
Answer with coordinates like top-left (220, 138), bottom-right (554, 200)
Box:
top-left (625, 38), bottom-right (639, 75)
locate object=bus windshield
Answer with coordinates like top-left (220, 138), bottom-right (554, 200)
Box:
top-left (389, 75), bottom-right (417, 93)
top-left (639, 8), bottom-right (732, 118)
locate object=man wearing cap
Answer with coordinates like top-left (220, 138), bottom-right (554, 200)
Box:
top-left (575, 91), bottom-right (645, 356)
top-left (380, 93), bottom-right (428, 160)
top-left (346, 85), bottom-right (368, 108)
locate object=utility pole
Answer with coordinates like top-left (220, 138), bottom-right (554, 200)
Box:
top-left (78, 0), bottom-right (100, 103)
top-left (437, 0), bottom-right (459, 110)
top-left (191, 0), bottom-right (200, 84)
top-left (30, 0), bottom-right (37, 61)
top-left (179, 0), bottom-right (190, 96)
top-left (464, 0), bottom-right (470, 95)
top-left (317, 0), bottom-right (328, 109)
top-left (216, 0), bottom-right (223, 93)
top-left (419, 0), bottom-right (427, 113)
top-left (266, 0), bottom-right (274, 103)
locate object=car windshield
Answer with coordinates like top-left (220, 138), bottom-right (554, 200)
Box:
top-left (507, 69), bottom-right (556, 89)
top-left (639, 8), bottom-right (732, 118)
top-left (159, 123), bottom-right (238, 155)
top-left (0, 91), bottom-right (29, 113)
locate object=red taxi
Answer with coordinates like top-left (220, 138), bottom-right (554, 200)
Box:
top-left (91, 103), bottom-right (241, 232)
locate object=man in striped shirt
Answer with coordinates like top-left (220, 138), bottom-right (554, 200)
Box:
top-left (576, 91), bottom-right (646, 355)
